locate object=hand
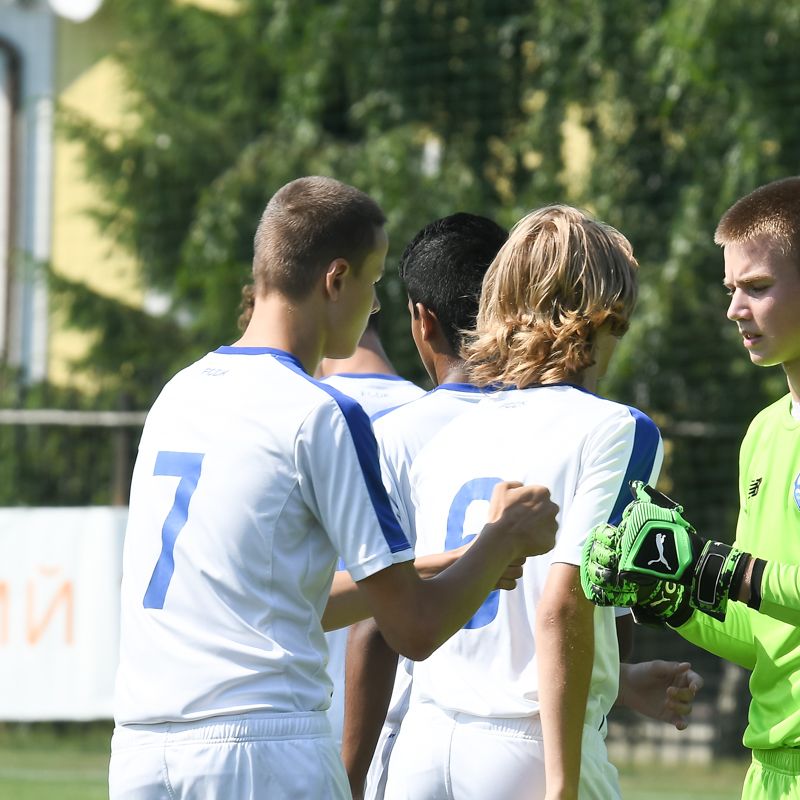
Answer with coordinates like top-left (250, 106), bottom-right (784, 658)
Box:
top-left (418, 540), bottom-right (524, 591)
top-left (496, 556), bottom-right (525, 591)
top-left (580, 519), bottom-right (691, 625)
top-left (618, 661), bottom-right (704, 731)
top-left (581, 481), bottom-right (750, 622)
top-left (487, 481), bottom-right (558, 559)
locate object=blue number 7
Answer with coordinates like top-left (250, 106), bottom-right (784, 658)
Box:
top-left (143, 451), bottom-right (205, 609)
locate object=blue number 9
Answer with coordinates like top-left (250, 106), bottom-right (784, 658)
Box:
top-left (445, 477), bottom-right (503, 629)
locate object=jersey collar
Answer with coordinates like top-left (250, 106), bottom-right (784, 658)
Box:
top-left (214, 345), bottom-right (305, 371)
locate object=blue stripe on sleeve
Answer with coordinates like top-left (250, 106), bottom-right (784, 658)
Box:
top-left (607, 408), bottom-right (661, 526)
top-left (272, 351), bottom-right (411, 554)
top-left (314, 383), bottom-right (412, 553)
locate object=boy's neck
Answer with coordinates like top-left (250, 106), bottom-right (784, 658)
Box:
top-left (319, 328), bottom-right (397, 377)
top-left (434, 355), bottom-right (470, 386)
top-left (785, 363), bottom-right (800, 404)
top-left (234, 293), bottom-right (324, 374)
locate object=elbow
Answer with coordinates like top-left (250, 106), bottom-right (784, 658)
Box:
top-left (396, 639), bottom-right (437, 662)
top-left (378, 620), bottom-right (440, 662)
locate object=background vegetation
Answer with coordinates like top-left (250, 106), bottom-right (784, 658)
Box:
top-left (6, 0), bottom-right (800, 536)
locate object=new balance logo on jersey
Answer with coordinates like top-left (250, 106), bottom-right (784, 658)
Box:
top-left (748, 478), bottom-right (762, 499)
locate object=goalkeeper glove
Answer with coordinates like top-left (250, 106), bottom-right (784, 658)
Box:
top-left (581, 481), bottom-right (757, 624)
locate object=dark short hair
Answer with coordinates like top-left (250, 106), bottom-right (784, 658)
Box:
top-left (252, 176), bottom-right (386, 300)
top-left (715, 176), bottom-right (800, 258)
top-left (398, 213), bottom-right (508, 353)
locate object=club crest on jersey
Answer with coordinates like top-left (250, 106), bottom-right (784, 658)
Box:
top-left (794, 472), bottom-right (800, 511)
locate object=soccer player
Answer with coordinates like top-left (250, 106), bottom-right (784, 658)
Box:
top-left (581, 176), bottom-right (800, 799)
top-left (380, 205), bottom-right (662, 800)
top-left (347, 212), bottom-right (703, 800)
top-left (343, 212), bottom-right (510, 799)
top-left (316, 313), bottom-right (425, 748)
top-left (108, 176), bottom-right (559, 800)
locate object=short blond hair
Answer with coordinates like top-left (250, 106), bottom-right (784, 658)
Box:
top-left (715, 176), bottom-right (800, 258)
top-left (252, 176), bottom-right (385, 300)
top-left (464, 205), bottom-right (638, 388)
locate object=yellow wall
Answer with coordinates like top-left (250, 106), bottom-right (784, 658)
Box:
top-left (50, 5), bottom-right (140, 389)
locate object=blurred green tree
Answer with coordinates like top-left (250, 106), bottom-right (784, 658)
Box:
top-left (26, 0), bottom-right (800, 512)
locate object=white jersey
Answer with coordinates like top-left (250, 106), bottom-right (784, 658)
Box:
top-left (408, 383), bottom-right (663, 728)
top-left (321, 373), bottom-right (425, 419)
top-left (316, 370), bottom-right (424, 746)
top-left (372, 383), bottom-right (486, 728)
top-left (114, 346), bottom-right (413, 726)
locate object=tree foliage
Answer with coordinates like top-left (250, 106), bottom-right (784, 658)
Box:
top-left (32, 0), bottom-right (800, 511)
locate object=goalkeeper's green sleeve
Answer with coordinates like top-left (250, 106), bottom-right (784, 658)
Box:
top-left (758, 560), bottom-right (800, 628)
top-left (673, 601), bottom-right (756, 671)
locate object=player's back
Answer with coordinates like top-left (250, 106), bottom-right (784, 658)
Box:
top-left (367, 382), bottom-right (487, 729)
top-left (115, 346), bottom-right (410, 726)
top-left (374, 383), bottom-right (485, 539)
top-left (408, 383), bottom-right (662, 726)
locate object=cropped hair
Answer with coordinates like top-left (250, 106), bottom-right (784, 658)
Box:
top-left (715, 176), bottom-right (800, 259)
top-left (251, 176), bottom-right (386, 300)
top-left (399, 213), bottom-right (508, 353)
top-left (465, 205), bottom-right (638, 388)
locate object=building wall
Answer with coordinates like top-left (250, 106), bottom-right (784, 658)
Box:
top-left (49, 4), bottom-right (141, 388)
top-left (0, 2), bottom-right (56, 382)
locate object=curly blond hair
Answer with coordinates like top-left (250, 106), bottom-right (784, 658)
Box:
top-left (464, 205), bottom-right (638, 388)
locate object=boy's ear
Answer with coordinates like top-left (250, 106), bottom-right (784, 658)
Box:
top-left (416, 303), bottom-right (440, 343)
top-left (324, 259), bottom-right (350, 300)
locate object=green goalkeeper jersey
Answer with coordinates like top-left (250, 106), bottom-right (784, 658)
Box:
top-left (677, 393), bottom-right (800, 751)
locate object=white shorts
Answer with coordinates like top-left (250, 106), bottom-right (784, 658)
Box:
top-left (109, 710), bottom-right (351, 800)
top-left (364, 722), bottom-right (401, 800)
top-left (382, 702), bottom-right (620, 800)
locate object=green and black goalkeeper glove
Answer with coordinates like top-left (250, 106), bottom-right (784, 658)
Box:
top-left (581, 481), bottom-right (756, 624)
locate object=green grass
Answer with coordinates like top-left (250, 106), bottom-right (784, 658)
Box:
top-left (0, 723), bottom-right (750, 799)
top-left (0, 722), bottom-right (111, 800)
top-left (618, 758), bottom-right (749, 799)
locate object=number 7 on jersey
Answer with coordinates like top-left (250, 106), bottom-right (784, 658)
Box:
top-left (143, 451), bottom-right (205, 609)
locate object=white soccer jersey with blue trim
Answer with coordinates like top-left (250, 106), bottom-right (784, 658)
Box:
top-left (372, 383), bottom-right (486, 727)
top-left (316, 371), bottom-right (424, 745)
top-left (407, 383), bottom-right (663, 725)
top-left (114, 346), bottom-right (413, 725)
top-left (321, 373), bottom-right (425, 420)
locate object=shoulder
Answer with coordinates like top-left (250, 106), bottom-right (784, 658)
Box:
top-left (321, 374), bottom-right (425, 419)
top-left (532, 385), bottom-right (661, 433)
top-left (746, 393), bottom-right (793, 431)
top-left (304, 374), bottom-right (372, 425)
top-left (374, 385), bottom-right (482, 437)
top-left (740, 394), bottom-right (795, 458)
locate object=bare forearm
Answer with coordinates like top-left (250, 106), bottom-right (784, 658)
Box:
top-left (323, 570), bottom-right (369, 631)
top-left (536, 569), bottom-right (594, 800)
top-left (323, 547), bottom-right (468, 631)
top-left (342, 619), bottom-right (399, 797)
top-left (360, 523), bottom-right (519, 660)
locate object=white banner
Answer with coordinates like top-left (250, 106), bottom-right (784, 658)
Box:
top-left (0, 507), bottom-right (127, 720)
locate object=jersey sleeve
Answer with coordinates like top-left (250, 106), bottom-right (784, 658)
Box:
top-left (550, 407), bottom-right (663, 566)
top-left (373, 419), bottom-right (416, 546)
top-left (672, 603), bottom-right (757, 670)
top-left (295, 395), bottom-right (414, 581)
